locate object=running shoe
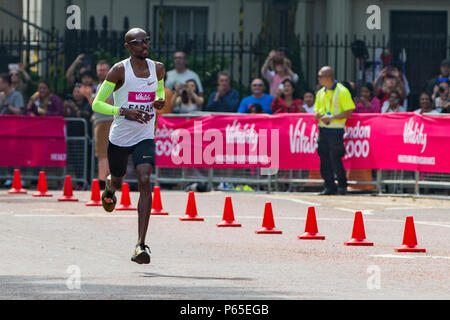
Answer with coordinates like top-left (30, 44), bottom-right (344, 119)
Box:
top-left (101, 189), bottom-right (117, 212)
top-left (131, 244), bottom-right (151, 264)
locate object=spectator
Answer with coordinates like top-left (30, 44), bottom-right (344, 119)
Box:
top-left (373, 66), bottom-right (407, 107)
top-left (354, 83), bottom-right (381, 113)
top-left (172, 79), bottom-right (204, 113)
top-left (66, 53), bottom-right (93, 87)
top-left (262, 50), bottom-right (299, 97)
top-left (249, 103), bottom-right (263, 114)
top-left (271, 79), bottom-right (304, 114)
top-left (165, 51), bottom-right (203, 95)
top-left (9, 63), bottom-right (32, 101)
top-left (432, 80), bottom-right (450, 113)
top-left (414, 92), bottom-right (440, 115)
top-left (274, 47), bottom-right (292, 69)
top-left (91, 60), bottom-right (113, 190)
top-left (237, 78), bottom-right (273, 114)
top-left (425, 59), bottom-right (450, 96)
top-left (381, 90), bottom-right (405, 113)
top-left (205, 71), bottom-right (240, 113)
top-left (302, 90), bottom-right (316, 113)
top-left (79, 71), bottom-right (96, 104)
top-left (93, 60), bottom-right (109, 92)
top-left (26, 80), bottom-right (64, 116)
top-left (64, 84), bottom-right (93, 128)
top-left (0, 73), bottom-right (25, 115)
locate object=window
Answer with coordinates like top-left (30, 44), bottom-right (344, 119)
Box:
top-left (153, 6), bottom-right (208, 49)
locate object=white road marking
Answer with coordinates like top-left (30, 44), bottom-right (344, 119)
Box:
top-left (263, 195), bottom-right (320, 207)
top-left (369, 254), bottom-right (450, 260)
top-left (334, 207), bottom-right (375, 215)
top-left (385, 207), bottom-right (434, 211)
top-left (415, 221), bottom-right (450, 228)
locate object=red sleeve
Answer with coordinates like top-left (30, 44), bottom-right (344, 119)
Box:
top-left (271, 97), bottom-right (281, 114)
top-left (295, 99), bottom-right (304, 112)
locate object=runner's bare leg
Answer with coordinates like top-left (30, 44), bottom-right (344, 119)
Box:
top-left (135, 163), bottom-right (152, 245)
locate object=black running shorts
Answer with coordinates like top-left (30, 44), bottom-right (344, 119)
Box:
top-left (107, 139), bottom-right (155, 178)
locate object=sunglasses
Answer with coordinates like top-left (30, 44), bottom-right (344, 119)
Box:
top-left (9, 72), bottom-right (19, 76)
top-left (252, 83), bottom-right (264, 87)
top-left (127, 36), bottom-right (150, 45)
top-left (439, 77), bottom-right (449, 83)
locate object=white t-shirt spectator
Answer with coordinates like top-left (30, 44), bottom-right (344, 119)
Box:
top-left (381, 101), bottom-right (406, 113)
top-left (302, 103), bottom-right (315, 113)
top-left (165, 69), bottom-right (203, 94)
top-left (414, 108), bottom-right (441, 115)
top-left (173, 102), bottom-right (200, 114)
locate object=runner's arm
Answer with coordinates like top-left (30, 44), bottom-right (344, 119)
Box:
top-left (156, 78), bottom-right (165, 100)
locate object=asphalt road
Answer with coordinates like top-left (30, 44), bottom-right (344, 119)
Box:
top-left (0, 190), bottom-right (449, 300)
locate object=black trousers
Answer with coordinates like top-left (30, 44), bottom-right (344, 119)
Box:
top-left (317, 129), bottom-right (347, 191)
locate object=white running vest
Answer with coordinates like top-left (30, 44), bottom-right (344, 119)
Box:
top-left (109, 58), bottom-right (157, 147)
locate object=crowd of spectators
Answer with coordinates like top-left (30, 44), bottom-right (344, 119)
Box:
top-left (1, 50), bottom-right (449, 188)
top-left (153, 50), bottom-right (450, 117)
top-left (2, 51), bottom-right (449, 121)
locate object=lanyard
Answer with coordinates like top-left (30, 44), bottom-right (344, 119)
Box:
top-left (322, 89), bottom-right (337, 114)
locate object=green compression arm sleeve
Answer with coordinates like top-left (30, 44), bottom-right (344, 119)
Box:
top-left (92, 80), bottom-right (119, 115)
top-left (156, 78), bottom-right (165, 100)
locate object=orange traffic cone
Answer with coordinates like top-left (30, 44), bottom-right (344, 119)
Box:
top-left (151, 186), bottom-right (168, 215)
top-left (58, 175), bottom-right (78, 201)
top-left (217, 197), bottom-right (241, 227)
top-left (395, 216), bottom-right (426, 252)
top-left (115, 182), bottom-right (137, 211)
top-left (85, 179), bottom-right (102, 206)
top-left (8, 169), bottom-right (27, 194)
top-left (255, 202), bottom-right (282, 234)
top-left (179, 191), bottom-right (204, 221)
top-left (32, 171), bottom-right (52, 197)
top-left (298, 206), bottom-right (325, 240)
top-left (344, 211), bottom-right (373, 246)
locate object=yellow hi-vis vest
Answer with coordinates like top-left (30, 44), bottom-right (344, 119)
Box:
top-left (314, 82), bottom-right (355, 129)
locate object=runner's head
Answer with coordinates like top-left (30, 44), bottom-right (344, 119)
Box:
top-left (124, 28), bottom-right (150, 60)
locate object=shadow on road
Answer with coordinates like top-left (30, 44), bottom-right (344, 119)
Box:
top-left (0, 275), bottom-right (302, 299)
top-left (138, 272), bottom-right (253, 281)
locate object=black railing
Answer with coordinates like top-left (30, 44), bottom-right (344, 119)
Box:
top-left (1, 27), bottom-right (449, 109)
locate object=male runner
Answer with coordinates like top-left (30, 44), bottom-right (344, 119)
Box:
top-left (92, 28), bottom-right (165, 264)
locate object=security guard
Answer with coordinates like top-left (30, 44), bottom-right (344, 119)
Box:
top-left (314, 66), bottom-right (355, 195)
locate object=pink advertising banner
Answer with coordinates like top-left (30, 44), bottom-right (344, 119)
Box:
top-left (155, 113), bottom-right (450, 173)
top-left (0, 115), bottom-right (67, 167)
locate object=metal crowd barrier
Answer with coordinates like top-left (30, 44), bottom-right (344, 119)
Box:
top-left (154, 167), bottom-right (450, 196)
top-left (0, 117), bottom-right (89, 189)
top-left (152, 113), bottom-right (450, 196)
top-left (1, 114), bottom-right (448, 196)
